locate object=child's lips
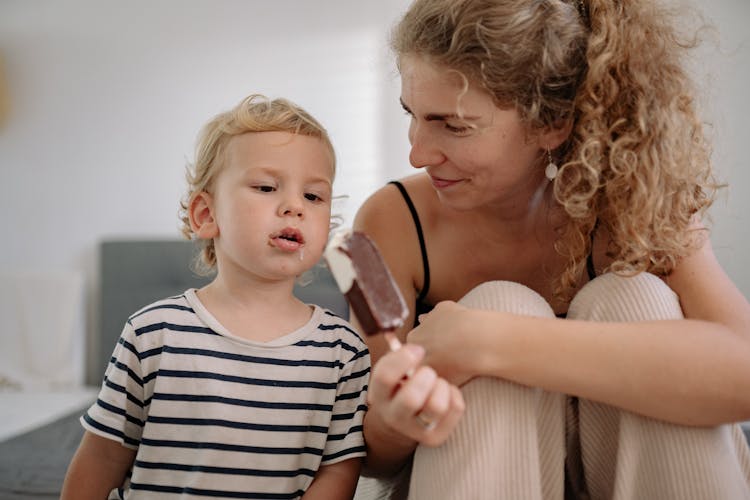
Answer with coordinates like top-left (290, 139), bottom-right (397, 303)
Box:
top-left (269, 228), bottom-right (304, 252)
top-left (272, 238), bottom-right (302, 251)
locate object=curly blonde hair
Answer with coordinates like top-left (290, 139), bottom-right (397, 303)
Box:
top-left (392, 0), bottom-right (719, 297)
top-left (179, 94), bottom-right (336, 274)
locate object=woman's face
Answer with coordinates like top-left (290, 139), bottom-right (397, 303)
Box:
top-left (399, 54), bottom-right (546, 211)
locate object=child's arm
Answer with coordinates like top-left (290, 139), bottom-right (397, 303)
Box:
top-left (61, 430), bottom-right (136, 500)
top-left (301, 457), bottom-right (361, 500)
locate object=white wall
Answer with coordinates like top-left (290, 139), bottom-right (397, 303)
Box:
top-left (0, 0), bottom-right (413, 268)
top-left (0, 1), bottom-right (748, 384)
top-left (693, 0), bottom-right (750, 297)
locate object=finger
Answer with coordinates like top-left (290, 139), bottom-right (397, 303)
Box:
top-left (368, 344), bottom-right (425, 405)
top-left (420, 383), bottom-right (466, 447)
top-left (389, 365), bottom-right (437, 422)
top-left (414, 377), bottom-right (451, 430)
top-left (415, 412), bottom-right (437, 431)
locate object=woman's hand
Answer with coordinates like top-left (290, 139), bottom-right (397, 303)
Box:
top-left (367, 342), bottom-right (465, 448)
top-left (407, 301), bottom-right (485, 386)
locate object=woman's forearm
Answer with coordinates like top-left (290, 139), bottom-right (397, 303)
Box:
top-left (477, 313), bottom-right (750, 426)
top-left (361, 410), bottom-right (417, 477)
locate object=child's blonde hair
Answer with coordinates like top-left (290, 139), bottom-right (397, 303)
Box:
top-left (179, 94), bottom-right (335, 274)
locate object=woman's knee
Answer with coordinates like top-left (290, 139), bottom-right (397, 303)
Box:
top-left (568, 272), bottom-right (683, 322)
top-left (459, 281), bottom-right (556, 318)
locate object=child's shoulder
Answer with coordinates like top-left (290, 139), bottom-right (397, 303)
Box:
top-left (313, 307), bottom-right (369, 351)
top-left (126, 290), bottom-right (194, 327)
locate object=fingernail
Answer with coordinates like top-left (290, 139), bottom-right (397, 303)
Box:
top-left (404, 343), bottom-right (425, 360)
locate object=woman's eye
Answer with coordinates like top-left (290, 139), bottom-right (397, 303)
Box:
top-left (445, 123), bottom-right (469, 134)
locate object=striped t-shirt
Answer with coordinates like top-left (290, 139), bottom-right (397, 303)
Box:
top-left (83, 289), bottom-right (370, 499)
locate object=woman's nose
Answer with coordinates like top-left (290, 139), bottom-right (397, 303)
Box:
top-left (408, 123), bottom-right (445, 169)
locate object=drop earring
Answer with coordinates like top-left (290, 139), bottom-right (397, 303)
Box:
top-left (545, 149), bottom-right (558, 181)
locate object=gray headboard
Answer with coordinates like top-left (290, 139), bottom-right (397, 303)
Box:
top-left (94, 239), bottom-right (348, 383)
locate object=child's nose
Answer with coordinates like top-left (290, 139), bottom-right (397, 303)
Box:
top-left (279, 197), bottom-right (304, 218)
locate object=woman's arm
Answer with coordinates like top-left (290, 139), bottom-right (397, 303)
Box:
top-left (61, 431), bottom-right (136, 500)
top-left (351, 183), bottom-right (423, 364)
top-left (409, 235), bottom-right (750, 426)
top-left (352, 184), bottom-right (465, 476)
top-left (361, 344), bottom-right (465, 476)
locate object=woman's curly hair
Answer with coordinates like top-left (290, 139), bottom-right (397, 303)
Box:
top-left (178, 94), bottom-right (336, 275)
top-left (392, 0), bottom-right (720, 298)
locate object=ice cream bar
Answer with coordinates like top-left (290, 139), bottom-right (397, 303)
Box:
top-left (324, 230), bottom-right (409, 337)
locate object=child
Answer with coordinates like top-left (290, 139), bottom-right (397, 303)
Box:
top-left (62, 94), bottom-right (370, 500)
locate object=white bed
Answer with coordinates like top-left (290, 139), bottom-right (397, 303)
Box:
top-left (0, 388), bottom-right (97, 443)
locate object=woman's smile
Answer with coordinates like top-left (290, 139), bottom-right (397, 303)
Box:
top-left (428, 174), bottom-right (463, 190)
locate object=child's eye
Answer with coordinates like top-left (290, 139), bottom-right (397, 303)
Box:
top-left (304, 193), bottom-right (323, 202)
top-left (253, 185), bottom-right (275, 193)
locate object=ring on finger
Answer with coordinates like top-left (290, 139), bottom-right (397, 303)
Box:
top-left (415, 412), bottom-right (437, 431)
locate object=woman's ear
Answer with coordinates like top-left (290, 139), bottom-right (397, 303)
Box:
top-left (189, 192), bottom-right (219, 239)
top-left (540, 119), bottom-right (574, 151)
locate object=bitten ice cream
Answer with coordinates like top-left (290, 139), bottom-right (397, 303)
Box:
top-left (324, 230), bottom-right (409, 336)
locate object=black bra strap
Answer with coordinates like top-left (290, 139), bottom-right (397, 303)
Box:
top-left (586, 219), bottom-right (599, 281)
top-left (586, 251), bottom-right (597, 281)
top-left (388, 181), bottom-right (431, 303)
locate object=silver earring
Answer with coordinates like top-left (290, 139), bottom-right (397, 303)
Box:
top-left (545, 149), bottom-right (558, 181)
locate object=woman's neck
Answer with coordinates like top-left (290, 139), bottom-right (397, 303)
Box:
top-left (457, 176), bottom-right (561, 243)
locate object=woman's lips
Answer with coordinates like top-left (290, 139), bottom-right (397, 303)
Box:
top-left (429, 175), bottom-right (462, 189)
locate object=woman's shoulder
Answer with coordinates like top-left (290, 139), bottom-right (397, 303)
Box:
top-left (353, 174), bottom-right (433, 303)
top-left (355, 174), bottom-right (435, 227)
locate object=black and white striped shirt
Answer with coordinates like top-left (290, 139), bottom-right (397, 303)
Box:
top-left (83, 289), bottom-right (370, 499)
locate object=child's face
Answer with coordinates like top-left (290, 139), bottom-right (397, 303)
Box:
top-left (208, 131), bottom-right (334, 283)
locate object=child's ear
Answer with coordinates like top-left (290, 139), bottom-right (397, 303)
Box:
top-left (189, 192), bottom-right (219, 239)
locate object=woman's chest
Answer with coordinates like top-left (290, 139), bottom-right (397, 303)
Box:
top-left (422, 228), bottom-right (572, 311)
top-left (433, 238), bottom-right (558, 291)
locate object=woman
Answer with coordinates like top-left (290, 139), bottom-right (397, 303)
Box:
top-left (353, 0), bottom-right (750, 498)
